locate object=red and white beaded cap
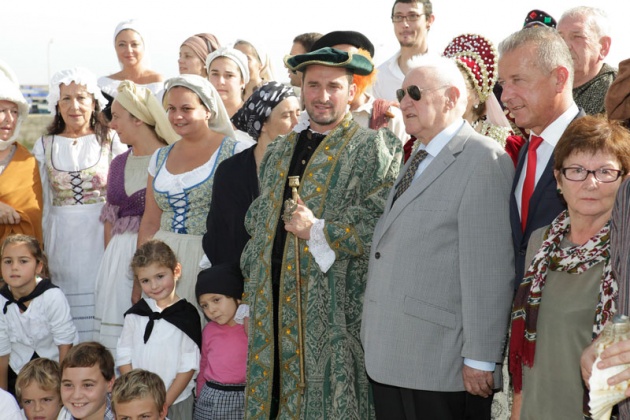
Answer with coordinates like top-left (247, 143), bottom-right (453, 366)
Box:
top-left (443, 34), bottom-right (498, 104)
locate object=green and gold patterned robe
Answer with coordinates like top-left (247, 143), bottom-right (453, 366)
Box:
top-left (241, 114), bottom-right (402, 419)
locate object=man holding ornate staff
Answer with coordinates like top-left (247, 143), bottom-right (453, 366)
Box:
top-left (240, 47), bottom-right (402, 419)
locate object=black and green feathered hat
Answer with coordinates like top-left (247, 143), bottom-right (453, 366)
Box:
top-left (284, 47), bottom-right (373, 76)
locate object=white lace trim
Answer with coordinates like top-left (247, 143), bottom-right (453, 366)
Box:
top-left (307, 218), bottom-right (335, 273)
top-left (234, 304), bottom-right (249, 324)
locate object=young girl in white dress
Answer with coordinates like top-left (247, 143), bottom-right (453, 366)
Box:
top-left (0, 234), bottom-right (78, 396)
top-left (116, 240), bottom-right (201, 420)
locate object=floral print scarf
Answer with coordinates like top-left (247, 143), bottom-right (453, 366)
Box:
top-left (509, 210), bottom-right (615, 392)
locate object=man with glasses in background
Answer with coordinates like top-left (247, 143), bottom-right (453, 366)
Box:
top-left (372, 0), bottom-right (434, 101)
top-left (362, 55), bottom-right (515, 419)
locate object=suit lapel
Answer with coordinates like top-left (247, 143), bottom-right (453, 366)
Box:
top-left (377, 125), bottom-right (469, 241)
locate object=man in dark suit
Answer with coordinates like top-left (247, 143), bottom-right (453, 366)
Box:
top-left (498, 26), bottom-right (581, 285)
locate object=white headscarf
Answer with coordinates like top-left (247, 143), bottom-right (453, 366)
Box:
top-left (163, 74), bottom-right (236, 139)
top-left (47, 67), bottom-right (108, 115)
top-left (205, 47), bottom-right (250, 85)
top-left (115, 80), bottom-right (179, 144)
top-left (0, 62), bottom-right (29, 148)
top-left (113, 19), bottom-right (144, 43)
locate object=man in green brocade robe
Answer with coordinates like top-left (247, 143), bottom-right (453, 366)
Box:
top-left (240, 48), bottom-right (402, 419)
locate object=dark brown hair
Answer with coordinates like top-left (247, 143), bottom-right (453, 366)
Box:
top-left (46, 92), bottom-right (109, 144)
top-left (1, 234), bottom-right (49, 278)
top-left (60, 341), bottom-right (115, 382)
top-left (554, 115), bottom-right (630, 173)
top-left (391, 0), bottom-right (433, 18)
top-left (293, 33), bottom-right (323, 52)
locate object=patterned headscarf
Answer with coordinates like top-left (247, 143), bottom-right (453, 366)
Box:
top-left (163, 74), bottom-right (236, 139)
top-left (509, 210), bottom-right (615, 393)
top-left (181, 33), bottom-right (221, 65)
top-left (115, 80), bottom-right (179, 144)
top-left (231, 82), bottom-right (295, 140)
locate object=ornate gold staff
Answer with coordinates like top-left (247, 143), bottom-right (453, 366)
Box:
top-left (283, 175), bottom-right (306, 393)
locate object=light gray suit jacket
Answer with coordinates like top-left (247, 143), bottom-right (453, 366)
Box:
top-left (361, 122), bottom-right (515, 392)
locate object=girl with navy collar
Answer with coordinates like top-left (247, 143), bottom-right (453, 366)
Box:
top-left (0, 234), bottom-right (78, 396)
top-left (116, 239), bottom-right (201, 420)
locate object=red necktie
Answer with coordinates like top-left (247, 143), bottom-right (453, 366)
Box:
top-left (521, 135), bottom-right (544, 231)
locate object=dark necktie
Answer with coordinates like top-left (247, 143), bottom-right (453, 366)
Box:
top-left (393, 149), bottom-right (428, 203)
top-left (520, 135), bottom-right (544, 231)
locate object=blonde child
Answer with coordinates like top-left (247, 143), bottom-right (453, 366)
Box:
top-left (116, 240), bottom-right (201, 420)
top-left (16, 358), bottom-right (70, 420)
top-left (111, 369), bottom-right (167, 420)
top-left (0, 234), bottom-right (78, 395)
top-left (194, 263), bottom-right (246, 420)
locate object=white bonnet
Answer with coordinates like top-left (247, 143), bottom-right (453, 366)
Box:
top-left (0, 62), bottom-right (29, 143)
top-left (47, 67), bottom-right (108, 115)
top-left (205, 47), bottom-right (250, 85)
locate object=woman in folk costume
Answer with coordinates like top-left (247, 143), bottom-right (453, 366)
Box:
top-left (0, 63), bottom-right (43, 247)
top-left (98, 19), bottom-right (163, 99)
top-left (234, 39), bottom-right (276, 101)
top-left (178, 33), bottom-right (221, 78)
top-left (137, 74), bottom-right (249, 317)
top-left (32, 67), bottom-right (127, 342)
top-left (93, 81), bottom-right (179, 354)
top-left (202, 81), bottom-right (300, 266)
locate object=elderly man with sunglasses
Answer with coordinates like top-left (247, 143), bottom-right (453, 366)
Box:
top-left (361, 55), bottom-right (515, 420)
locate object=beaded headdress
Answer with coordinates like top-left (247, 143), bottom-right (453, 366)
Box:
top-left (443, 34), bottom-right (497, 103)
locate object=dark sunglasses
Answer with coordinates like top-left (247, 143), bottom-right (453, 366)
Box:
top-left (396, 85), bottom-right (448, 102)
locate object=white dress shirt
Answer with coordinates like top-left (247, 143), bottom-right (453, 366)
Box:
top-left (514, 103), bottom-right (579, 216)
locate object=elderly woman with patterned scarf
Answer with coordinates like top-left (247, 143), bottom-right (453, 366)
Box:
top-left (509, 114), bottom-right (630, 419)
top-left (93, 81), bottom-right (179, 355)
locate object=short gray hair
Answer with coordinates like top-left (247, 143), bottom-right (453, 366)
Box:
top-left (560, 6), bottom-right (611, 38)
top-left (406, 55), bottom-right (468, 114)
top-left (407, 55), bottom-right (467, 93)
top-left (498, 26), bottom-right (574, 88)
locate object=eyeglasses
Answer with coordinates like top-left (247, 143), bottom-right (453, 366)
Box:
top-left (560, 166), bottom-right (624, 183)
top-left (395, 85), bottom-right (447, 102)
top-left (392, 14), bottom-right (423, 23)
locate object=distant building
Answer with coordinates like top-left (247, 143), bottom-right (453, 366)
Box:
top-left (20, 85), bottom-right (49, 114)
